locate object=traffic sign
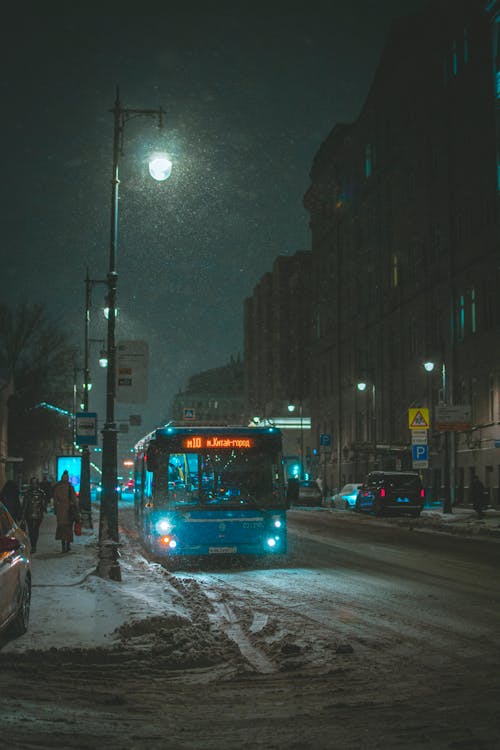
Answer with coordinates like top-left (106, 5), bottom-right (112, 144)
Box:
top-left (434, 405), bottom-right (472, 431)
top-left (319, 433), bottom-right (331, 447)
top-left (408, 408), bottom-right (430, 429)
top-left (411, 430), bottom-right (428, 445)
top-left (116, 340), bottom-right (149, 404)
top-left (75, 412), bottom-right (97, 445)
top-left (412, 443), bottom-right (428, 468)
top-left (183, 408), bottom-right (196, 420)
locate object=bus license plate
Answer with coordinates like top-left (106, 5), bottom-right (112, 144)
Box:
top-left (209, 546), bottom-right (237, 554)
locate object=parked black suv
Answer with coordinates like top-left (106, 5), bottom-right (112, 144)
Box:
top-left (355, 471), bottom-right (425, 517)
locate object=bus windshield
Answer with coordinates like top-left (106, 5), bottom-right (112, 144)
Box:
top-left (156, 447), bottom-right (284, 509)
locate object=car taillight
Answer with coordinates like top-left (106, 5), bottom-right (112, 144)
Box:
top-left (380, 488), bottom-right (386, 498)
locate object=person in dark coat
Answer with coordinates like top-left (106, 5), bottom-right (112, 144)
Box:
top-left (40, 474), bottom-right (54, 511)
top-left (21, 477), bottom-right (46, 553)
top-left (470, 473), bottom-right (486, 519)
top-left (0, 479), bottom-right (22, 523)
top-left (53, 470), bottom-right (80, 552)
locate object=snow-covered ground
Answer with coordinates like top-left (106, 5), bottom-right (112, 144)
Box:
top-left (3, 501), bottom-right (499, 654)
top-left (1, 502), bottom-right (499, 749)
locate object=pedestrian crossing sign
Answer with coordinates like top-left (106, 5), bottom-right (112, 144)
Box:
top-left (408, 407), bottom-right (430, 430)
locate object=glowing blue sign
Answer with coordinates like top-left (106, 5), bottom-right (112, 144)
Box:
top-left (56, 456), bottom-right (82, 493)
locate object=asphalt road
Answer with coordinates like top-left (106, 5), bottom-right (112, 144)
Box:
top-left (1, 506), bottom-right (498, 749)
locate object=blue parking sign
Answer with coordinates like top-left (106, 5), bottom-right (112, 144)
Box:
top-left (320, 433), bottom-right (331, 447)
top-left (412, 444), bottom-right (428, 462)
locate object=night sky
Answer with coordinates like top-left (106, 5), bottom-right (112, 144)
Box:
top-left (1, 1), bottom-right (428, 442)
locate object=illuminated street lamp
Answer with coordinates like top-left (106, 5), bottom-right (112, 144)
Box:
top-left (148, 153), bottom-right (172, 181)
top-left (287, 399), bottom-right (304, 480)
top-left (357, 379), bottom-right (376, 469)
top-left (98, 87), bottom-right (170, 581)
top-left (423, 359), bottom-right (452, 513)
top-left (98, 349), bottom-right (108, 368)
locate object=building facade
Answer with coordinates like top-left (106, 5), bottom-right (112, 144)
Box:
top-left (303, 0), bottom-right (499, 500)
top-left (170, 356), bottom-right (244, 426)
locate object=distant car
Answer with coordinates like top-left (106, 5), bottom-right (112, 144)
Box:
top-left (355, 471), bottom-right (425, 517)
top-left (330, 483), bottom-right (363, 510)
top-left (296, 480), bottom-right (323, 506)
top-left (0, 502), bottom-right (31, 638)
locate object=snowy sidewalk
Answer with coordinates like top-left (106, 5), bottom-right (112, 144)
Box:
top-left (410, 503), bottom-right (500, 539)
top-left (2, 505), bottom-right (183, 654)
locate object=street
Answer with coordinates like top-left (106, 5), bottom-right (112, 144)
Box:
top-left (1, 505), bottom-right (499, 749)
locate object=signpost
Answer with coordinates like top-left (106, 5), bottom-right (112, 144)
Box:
top-left (116, 340), bottom-right (149, 404)
top-left (75, 412), bottom-right (98, 445)
top-left (411, 443), bottom-right (428, 469)
top-left (434, 405), bottom-right (472, 431)
top-left (408, 409), bottom-right (429, 470)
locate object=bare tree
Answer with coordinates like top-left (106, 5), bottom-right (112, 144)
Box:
top-left (0, 303), bottom-right (77, 477)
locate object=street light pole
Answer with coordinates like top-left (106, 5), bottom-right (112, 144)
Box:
top-left (371, 382), bottom-right (376, 469)
top-left (357, 379), bottom-right (376, 470)
top-left (299, 400), bottom-right (304, 480)
top-left (97, 87), bottom-right (168, 580)
top-left (79, 271), bottom-right (106, 530)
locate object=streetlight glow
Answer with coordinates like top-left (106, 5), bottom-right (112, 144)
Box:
top-left (357, 381), bottom-right (367, 391)
top-left (148, 153), bottom-right (172, 181)
top-left (423, 361), bottom-right (435, 372)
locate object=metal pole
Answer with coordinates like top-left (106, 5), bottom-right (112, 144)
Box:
top-left (442, 361), bottom-right (453, 514)
top-left (96, 88), bottom-right (165, 580)
top-left (79, 270), bottom-right (93, 529)
top-left (98, 88), bottom-right (121, 581)
top-left (299, 401), bottom-right (304, 480)
top-left (372, 383), bottom-right (376, 470)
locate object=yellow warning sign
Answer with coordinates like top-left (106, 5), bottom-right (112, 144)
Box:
top-left (408, 407), bottom-right (430, 429)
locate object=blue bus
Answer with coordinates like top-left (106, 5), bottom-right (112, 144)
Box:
top-left (133, 425), bottom-right (288, 557)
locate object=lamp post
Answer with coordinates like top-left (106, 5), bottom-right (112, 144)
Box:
top-left (357, 380), bottom-right (376, 470)
top-left (287, 399), bottom-right (304, 480)
top-left (423, 359), bottom-right (452, 512)
top-left (98, 87), bottom-right (171, 581)
top-left (79, 269), bottom-right (107, 530)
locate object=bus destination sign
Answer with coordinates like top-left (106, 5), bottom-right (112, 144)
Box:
top-left (183, 436), bottom-right (254, 449)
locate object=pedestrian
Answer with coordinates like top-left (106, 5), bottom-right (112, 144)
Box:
top-left (40, 474), bottom-right (54, 511)
top-left (21, 477), bottom-right (46, 553)
top-left (469, 473), bottom-right (486, 519)
top-left (53, 469), bottom-right (80, 553)
top-left (0, 479), bottom-right (22, 523)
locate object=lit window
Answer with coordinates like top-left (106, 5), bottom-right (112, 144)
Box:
top-left (471, 288), bottom-right (476, 334)
top-left (458, 294), bottom-right (465, 341)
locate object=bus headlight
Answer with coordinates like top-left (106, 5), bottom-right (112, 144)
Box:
top-left (272, 517), bottom-right (282, 529)
top-left (156, 518), bottom-right (173, 534)
top-left (266, 536), bottom-right (280, 549)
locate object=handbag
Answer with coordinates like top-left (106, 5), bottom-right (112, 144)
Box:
top-left (74, 520), bottom-right (82, 536)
